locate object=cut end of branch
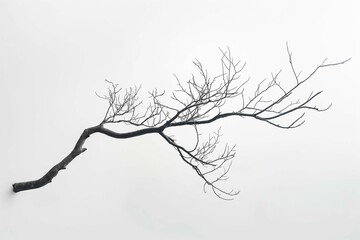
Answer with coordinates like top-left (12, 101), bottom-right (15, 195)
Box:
top-left (12, 183), bottom-right (19, 193)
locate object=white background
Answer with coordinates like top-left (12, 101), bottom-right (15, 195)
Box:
top-left (1, 0), bottom-right (359, 239)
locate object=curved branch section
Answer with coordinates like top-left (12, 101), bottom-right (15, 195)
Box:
top-left (12, 126), bottom-right (100, 192)
top-left (12, 125), bottom-right (163, 193)
top-left (159, 130), bottom-right (238, 200)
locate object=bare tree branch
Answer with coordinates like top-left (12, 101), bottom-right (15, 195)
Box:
top-left (13, 46), bottom-right (350, 199)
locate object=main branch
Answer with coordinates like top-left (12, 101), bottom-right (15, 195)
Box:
top-left (13, 46), bottom-right (349, 199)
top-left (13, 125), bottom-right (163, 192)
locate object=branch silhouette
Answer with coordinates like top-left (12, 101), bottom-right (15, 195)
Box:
top-left (12, 46), bottom-right (350, 199)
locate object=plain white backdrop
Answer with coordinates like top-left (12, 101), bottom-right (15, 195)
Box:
top-left (1, 0), bottom-right (359, 239)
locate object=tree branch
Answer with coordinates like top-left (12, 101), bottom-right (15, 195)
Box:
top-left (13, 46), bottom-right (349, 199)
top-left (13, 125), bottom-right (100, 192)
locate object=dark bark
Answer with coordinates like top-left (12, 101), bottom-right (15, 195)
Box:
top-left (13, 126), bottom-right (98, 192)
top-left (12, 124), bottom-right (162, 193)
